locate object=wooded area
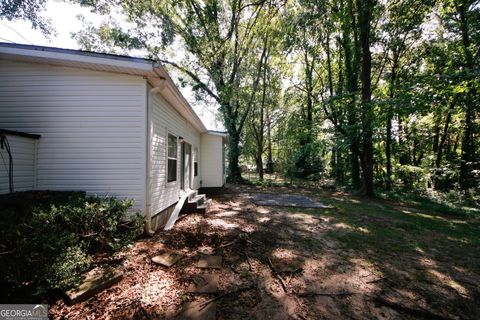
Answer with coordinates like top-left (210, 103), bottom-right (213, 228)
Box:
top-left (1, 2), bottom-right (479, 317)
top-left (4, 0), bottom-right (479, 200)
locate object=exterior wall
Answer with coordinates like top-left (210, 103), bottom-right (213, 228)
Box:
top-left (200, 134), bottom-right (225, 188)
top-left (0, 60), bottom-right (147, 210)
top-left (149, 90), bottom-right (201, 216)
top-left (0, 134), bottom-right (37, 193)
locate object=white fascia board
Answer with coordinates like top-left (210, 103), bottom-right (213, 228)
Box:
top-left (0, 46), bottom-right (154, 71)
top-left (205, 130), bottom-right (228, 137)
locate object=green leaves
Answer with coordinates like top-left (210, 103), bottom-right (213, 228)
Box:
top-left (1, 194), bottom-right (143, 298)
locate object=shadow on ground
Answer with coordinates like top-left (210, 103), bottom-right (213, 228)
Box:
top-left (50, 183), bottom-right (480, 319)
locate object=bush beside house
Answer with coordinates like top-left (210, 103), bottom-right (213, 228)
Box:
top-left (0, 191), bottom-right (143, 302)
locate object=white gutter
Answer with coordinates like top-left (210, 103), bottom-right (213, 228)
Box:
top-left (144, 86), bottom-right (165, 236)
top-left (0, 45), bottom-right (154, 71)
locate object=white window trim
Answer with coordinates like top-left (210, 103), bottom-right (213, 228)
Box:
top-left (166, 130), bottom-right (178, 186)
top-left (193, 146), bottom-right (199, 177)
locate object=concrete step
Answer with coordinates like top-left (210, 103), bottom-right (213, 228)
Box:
top-left (196, 198), bottom-right (212, 214)
top-left (181, 192), bottom-right (211, 214)
top-left (188, 194), bottom-right (205, 205)
top-left (187, 190), bottom-right (198, 201)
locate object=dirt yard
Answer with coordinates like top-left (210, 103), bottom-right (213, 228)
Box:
top-left (50, 184), bottom-right (480, 319)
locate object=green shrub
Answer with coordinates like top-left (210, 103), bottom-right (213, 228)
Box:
top-left (35, 197), bottom-right (143, 252)
top-left (45, 245), bottom-right (92, 293)
top-left (396, 165), bottom-right (427, 190)
top-left (0, 194), bottom-right (144, 301)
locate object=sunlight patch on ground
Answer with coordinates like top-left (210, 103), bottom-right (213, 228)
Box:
top-left (357, 227), bottom-right (370, 233)
top-left (453, 265), bottom-right (468, 273)
top-left (418, 256), bottom-right (438, 268)
top-left (271, 248), bottom-right (298, 260)
top-left (208, 218), bottom-right (238, 230)
top-left (257, 207), bottom-right (271, 214)
top-left (140, 276), bottom-right (173, 305)
top-left (415, 246), bottom-right (425, 254)
top-left (214, 210), bottom-right (239, 217)
top-left (257, 217), bottom-right (271, 223)
top-left (242, 225), bottom-right (257, 232)
top-left (427, 269), bottom-right (469, 296)
top-left (333, 222), bottom-right (354, 230)
top-left (447, 236), bottom-right (469, 244)
top-left (400, 210), bottom-right (467, 225)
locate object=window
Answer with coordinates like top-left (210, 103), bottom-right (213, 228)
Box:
top-left (194, 147), bottom-right (198, 177)
top-left (167, 133), bottom-right (177, 182)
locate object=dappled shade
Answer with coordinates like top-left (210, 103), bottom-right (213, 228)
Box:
top-left (49, 183), bottom-right (479, 319)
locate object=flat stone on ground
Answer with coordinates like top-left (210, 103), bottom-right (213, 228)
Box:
top-left (65, 266), bottom-right (123, 304)
top-left (175, 301), bottom-right (216, 320)
top-left (188, 274), bottom-right (219, 293)
top-left (197, 255), bottom-right (222, 269)
top-left (152, 251), bottom-right (184, 267)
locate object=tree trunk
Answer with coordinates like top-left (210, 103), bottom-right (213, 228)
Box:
top-left (350, 144), bottom-right (361, 188)
top-left (357, 0), bottom-right (375, 197)
top-left (432, 114), bottom-right (440, 162)
top-left (386, 116), bottom-right (392, 190)
top-left (460, 93), bottom-right (475, 188)
top-left (343, 0), bottom-right (361, 188)
top-left (435, 95), bottom-right (458, 188)
top-left (385, 57), bottom-right (397, 191)
top-left (266, 105), bottom-right (274, 173)
top-left (458, 2), bottom-right (476, 189)
top-left (297, 45), bottom-right (315, 177)
top-left (227, 131), bottom-right (242, 182)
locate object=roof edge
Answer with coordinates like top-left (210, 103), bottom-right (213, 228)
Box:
top-left (0, 42), bottom-right (155, 65)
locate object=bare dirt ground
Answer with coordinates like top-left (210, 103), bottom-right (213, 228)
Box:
top-left (50, 183), bottom-right (480, 319)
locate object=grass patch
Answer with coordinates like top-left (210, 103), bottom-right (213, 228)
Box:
top-left (286, 191), bottom-right (480, 270)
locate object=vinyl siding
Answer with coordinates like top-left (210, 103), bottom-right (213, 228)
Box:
top-left (0, 60), bottom-right (147, 210)
top-left (200, 134), bottom-right (224, 187)
top-left (0, 134), bottom-right (37, 193)
top-left (149, 90), bottom-right (201, 215)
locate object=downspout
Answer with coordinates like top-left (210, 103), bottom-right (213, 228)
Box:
top-left (145, 85), bottom-right (164, 236)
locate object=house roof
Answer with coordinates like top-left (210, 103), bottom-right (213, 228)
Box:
top-left (0, 42), bottom-right (208, 133)
top-left (205, 130), bottom-right (229, 142)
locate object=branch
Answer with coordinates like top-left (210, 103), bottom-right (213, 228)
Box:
top-left (158, 59), bottom-right (220, 103)
top-left (267, 257), bottom-right (288, 293)
top-left (238, 36), bottom-right (269, 133)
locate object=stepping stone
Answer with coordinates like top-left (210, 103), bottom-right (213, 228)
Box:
top-left (175, 300), bottom-right (216, 320)
top-left (152, 251), bottom-right (184, 267)
top-left (65, 266), bottom-right (123, 304)
top-left (188, 274), bottom-right (219, 293)
top-left (197, 255), bottom-right (222, 269)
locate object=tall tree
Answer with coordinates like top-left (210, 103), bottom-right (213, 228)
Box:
top-left (357, 0), bottom-right (375, 196)
top-left (455, 0), bottom-right (478, 189)
top-left (380, 0), bottom-right (430, 190)
top-left (76, 0), bottom-right (281, 181)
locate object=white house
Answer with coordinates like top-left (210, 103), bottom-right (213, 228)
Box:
top-left (0, 43), bottom-right (227, 232)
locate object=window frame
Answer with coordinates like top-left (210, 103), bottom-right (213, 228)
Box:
top-left (166, 132), bottom-right (178, 184)
top-left (193, 146), bottom-right (199, 177)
